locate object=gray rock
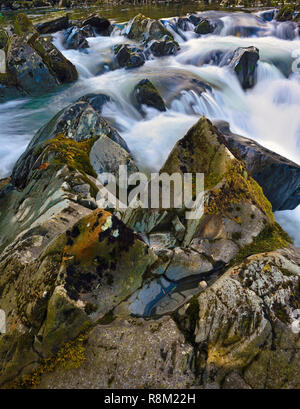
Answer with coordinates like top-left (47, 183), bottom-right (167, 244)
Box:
top-left (114, 44), bottom-right (145, 69)
top-left (6, 35), bottom-right (58, 95)
top-left (229, 46), bottom-right (259, 90)
top-left (133, 79), bottom-right (166, 114)
top-left (35, 16), bottom-right (70, 34)
top-left (214, 120), bottom-right (300, 211)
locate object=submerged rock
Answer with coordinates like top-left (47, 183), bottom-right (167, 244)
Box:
top-left (229, 46), bottom-right (259, 90)
top-left (214, 120), bottom-right (300, 211)
top-left (132, 79), bottom-right (166, 114)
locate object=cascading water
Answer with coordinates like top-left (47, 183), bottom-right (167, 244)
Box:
top-left (0, 9), bottom-right (299, 245)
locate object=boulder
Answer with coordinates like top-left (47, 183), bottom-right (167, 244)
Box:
top-left (132, 79), bottom-right (166, 114)
top-left (12, 94), bottom-right (130, 188)
top-left (35, 16), bottom-right (69, 34)
top-left (114, 44), bottom-right (145, 69)
top-left (124, 13), bottom-right (175, 46)
top-left (81, 15), bottom-right (111, 36)
top-left (195, 19), bottom-right (214, 35)
top-left (146, 38), bottom-right (179, 57)
top-left (6, 35), bottom-right (59, 95)
top-left (214, 120), bottom-right (300, 211)
top-left (0, 13), bottom-right (78, 100)
top-left (229, 46), bottom-right (259, 90)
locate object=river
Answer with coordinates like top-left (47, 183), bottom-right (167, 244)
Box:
top-left (0, 6), bottom-right (299, 245)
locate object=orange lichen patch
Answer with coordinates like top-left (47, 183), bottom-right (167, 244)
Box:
top-left (63, 209), bottom-right (113, 266)
top-left (38, 162), bottom-right (50, 170)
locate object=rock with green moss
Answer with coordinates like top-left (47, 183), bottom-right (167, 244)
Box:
top-left (195, 19), bottom-right (214, 35)
top-left (35, 15), bottom-right (69, 34)
top-left (124, 13), bottom-right (174, 46)
top-left (0, 13), bottom-right (77, 100)
top-left (214, 120), bottom-right (300, 211)
top-left (11, 95), bottom-right (130, 188)
top-left (114, 44), bottom-right (145, 69)
top-left (132, 78), bottom-right (166, 114)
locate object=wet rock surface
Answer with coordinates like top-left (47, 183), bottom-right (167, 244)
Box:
top-left (0, 13), bottom-right (77, 100)
top-left (229, 46), bottom-right (259, 90)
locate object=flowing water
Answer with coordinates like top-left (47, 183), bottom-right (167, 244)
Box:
top-left (1, 7), bottom-right (300, 245)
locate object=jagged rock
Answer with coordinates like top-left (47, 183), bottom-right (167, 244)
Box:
top-left (35, 16), bottom-right (69, 34)
top-left (214, 120), bottom-right (300, 211)
top-left (229, 46), bottom-right (259, 90)
top-left (114, 44), bottom-right (145, 69)
top-left (146, 38), bottom-right (179, 57)
top-left (132, 79), bottom-right (166, 114)
top-left (63, 26), bottom-right (89, 49)
top-left (0, 13), bottom-right (77, 100)
top-left (12, 94), bottom-right (130, 188)
top-left (195, 19), bottom-right (214, 35)
top-left (90, 135), bottom-right (138, 179)
top-left (81, 15), bottom-right (111, 36)
top-left (6, 35), bottom-right (59, 94)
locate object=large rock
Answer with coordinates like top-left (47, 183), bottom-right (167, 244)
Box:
top-left (214, 120), bottom-right (300, 211)
top-left (175, 246), bottom-right (300, 389)
top-left (12, 94), bottom-right (131, 188)
top-left (122, 117), bottom-right (291, 317)
top-left (81, 15), bottom-right (111, 36)
top-left (6, 35), bottom-right (59, 94)
top-left (0, 13), bottom-right (77, 100)
top-left (35, 16), bottom-right (69, 34)
top-left (114, 44), bottom-right (145, 69)
top-left (146, 39), bottom-right (179, 57)
top-left (195, 19), bottom-right (214, 35)
top-left (229, 46), bottom-right (259, 90)
top-left (123, 13), bottom-right (179, 56)
top-left (132, 79), bottom-right (166, 114)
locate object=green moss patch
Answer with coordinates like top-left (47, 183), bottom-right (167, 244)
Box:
top-left (231, 223), bottom-right (292, 266)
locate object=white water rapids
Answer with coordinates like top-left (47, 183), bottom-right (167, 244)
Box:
top-left (0, 9), bottom-right (300, 245)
